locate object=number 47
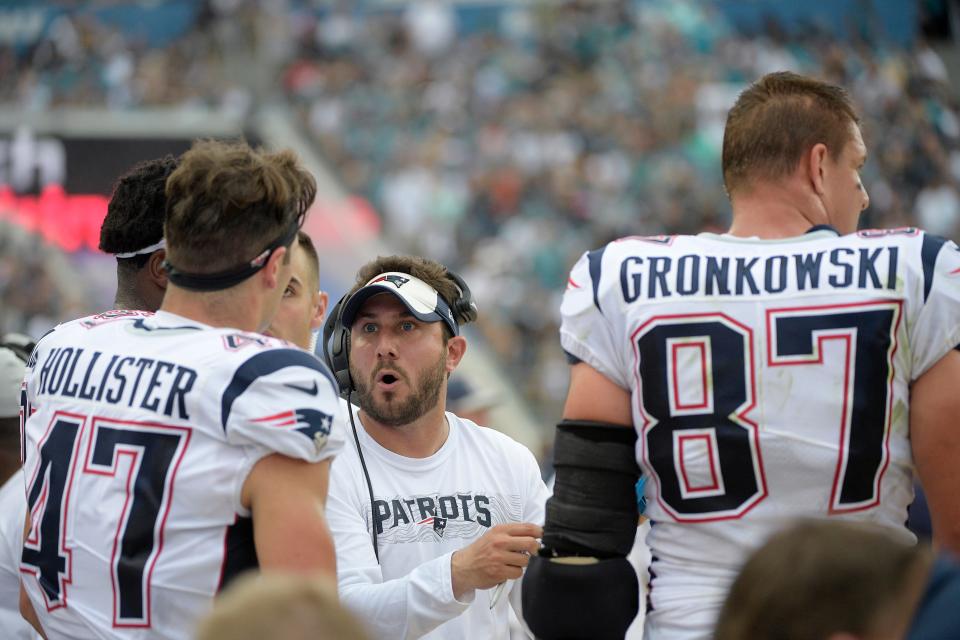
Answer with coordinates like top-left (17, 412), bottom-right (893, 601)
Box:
top-left (21, 414), bottom-right (189, 627)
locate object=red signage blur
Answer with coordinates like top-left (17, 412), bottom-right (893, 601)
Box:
top-left (0, 185), bottom-right (108, 252)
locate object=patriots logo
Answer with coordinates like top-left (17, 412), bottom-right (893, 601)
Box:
top-left (417, 515), bottom-right (448, 539)
top-left (223, 334), bottom-right (271, 351)
top-left (252, 408), bottom-right (333, 452)
top-left (371, 274), bottom-right (410, 288)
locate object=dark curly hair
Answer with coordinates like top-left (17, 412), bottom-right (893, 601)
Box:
top-left (99, 155), bottom-right (179, 266)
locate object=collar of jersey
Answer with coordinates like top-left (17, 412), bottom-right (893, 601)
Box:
top-left (151, 310), bottom-right (211, 330)
top-left (352, 405), bottom-right (458, 470)
top-left (699, 225), bottom-right (840, 244)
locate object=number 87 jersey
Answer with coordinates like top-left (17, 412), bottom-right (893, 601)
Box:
top-left (559, 227), bottom-right (960, 640)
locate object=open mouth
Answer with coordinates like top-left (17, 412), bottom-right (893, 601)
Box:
top-left (376, 370), bottom-right (403, 389)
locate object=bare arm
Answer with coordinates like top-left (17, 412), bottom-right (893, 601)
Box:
top-left (242, 455), bottom-right (336, 578)
top-left (911, 349), bottom-right (960, 554)
top-left (563, 362), bottom-right (633, 425)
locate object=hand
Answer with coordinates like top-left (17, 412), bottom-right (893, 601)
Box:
top-left (451, 523), bottom-right (542, 600)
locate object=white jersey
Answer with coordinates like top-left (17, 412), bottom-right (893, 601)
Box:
top-left (327, 404), bottom-right (550, 640)
top-left (560, 228), bottom-right (960, 640)
top-left (19, 310), bottom-right (345, 640)
top-left (0, 470), bottom-right (41, 640)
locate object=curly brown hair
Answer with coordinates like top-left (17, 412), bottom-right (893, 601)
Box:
top-left (164, 140), bottom-right (316, 272)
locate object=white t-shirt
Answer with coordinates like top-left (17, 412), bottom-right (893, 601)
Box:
top-left (560, 228), bottom-right (960, 639)
top-left (0, 470), bottom-right (41, 640)
top-left (19, 310), bottom-right (345, 640)
top-left (328, 404), bottom-right (549, 639)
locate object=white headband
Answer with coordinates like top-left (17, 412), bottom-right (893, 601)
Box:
top-left (114, 238), bottom-right (166, 259)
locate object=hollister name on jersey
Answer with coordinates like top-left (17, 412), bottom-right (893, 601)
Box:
top-left (34, 346), bottom-right (197, 420)
top-left (619, 246), bottom-right (898, 301)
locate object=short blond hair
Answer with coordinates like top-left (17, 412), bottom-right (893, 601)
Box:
top-left (195, 574), bottom-right (368, 640)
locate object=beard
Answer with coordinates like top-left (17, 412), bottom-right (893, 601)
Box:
top-left (352, 353), bottom-right (447, 427)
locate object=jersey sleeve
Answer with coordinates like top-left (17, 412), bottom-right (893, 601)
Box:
top-left (220, 348), bottom-right (346, 463)
top-left (559, 248), bottom-right (631, 390)
top-left (910, 235), bottom-right (960, 379)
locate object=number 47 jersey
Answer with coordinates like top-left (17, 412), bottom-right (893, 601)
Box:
top-left (559, 227), bottom-right (960, 640)
top-left (18, 310), bottom-right (345, 640)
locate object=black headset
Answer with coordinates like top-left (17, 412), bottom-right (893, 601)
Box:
top-left (321, 269), bottom-right (476, 561)
top-left (322, 269), bottom-right (476, 398)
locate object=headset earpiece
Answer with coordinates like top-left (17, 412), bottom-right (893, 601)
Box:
top-left (321, 293), bottom-right (353, 398)
top-left (446, 270), bottom-right (478, 325)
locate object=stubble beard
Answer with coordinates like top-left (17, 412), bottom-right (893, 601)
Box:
top-left (352, 354), bottom-right (447, 428)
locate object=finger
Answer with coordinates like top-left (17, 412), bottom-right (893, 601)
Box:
top-left (503, 565), bottom-right (523, 581)
top-left (503, 550), bottom-right (532, 568)
top-left (503, 536), bottom-right (541, 555)
top-left (498, 522), bottom-right (543, 538)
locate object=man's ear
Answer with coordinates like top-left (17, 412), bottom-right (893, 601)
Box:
top-left (445, 335), bottom-right (467, 373)
top-left (148, 249), bottom-right (168, 290)
top-left (262, 246), bottom-right (289, 290)
top-left (807, 142), bottom-right (829, 196)
top-left (312, 291), bottom-right (329, 330)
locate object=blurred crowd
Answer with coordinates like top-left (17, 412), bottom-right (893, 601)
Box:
top-left (3, 0), bottom-right (960, 423)
top-left (283, 1), bottom-right (960, 420)
top-left (0, 220), bottom-right (87, 339)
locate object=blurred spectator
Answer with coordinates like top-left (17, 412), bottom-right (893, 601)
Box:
top-left (445, 376), bottom-right (498, 426)
top-left (0, 220), bottom-right (87, 339)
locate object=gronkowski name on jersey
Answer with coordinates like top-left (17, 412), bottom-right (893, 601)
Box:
top-left (560, 228), bottom-right (960, 640)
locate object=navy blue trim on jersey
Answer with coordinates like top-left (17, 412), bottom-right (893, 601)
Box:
top-left (132, 318), bottom-right (203, 332)
top-left (587, 247), bottom-right (606, 315)
top-left (921, 234), bottom-right (949, 303)
top-left (217, 516), bottom-right (257, 592)
top-left (220, 348), bottom-right (338, 431)
top-left (806, 224), bottom-right (840, 236)
top-left (564, 349), bottom-right (583, 365)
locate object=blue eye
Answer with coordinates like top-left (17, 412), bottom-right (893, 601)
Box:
top-left (401, 321), bottom-right (415, 331)
top-left (362, 323), bottom-right (377, 333)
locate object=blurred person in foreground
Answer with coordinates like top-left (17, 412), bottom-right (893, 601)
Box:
top-left (715, 519), bottom-right (960, 640)
top-left (263, 230), bottom-right (328, 352)
top-left (523, 71), bottom-right (960, 639)
top-left (195, 573), bottom-right (369, 640)
top-left (19, 140), bottom-right (345, 639)
top-left (323, 255), bottom-right (549, 638)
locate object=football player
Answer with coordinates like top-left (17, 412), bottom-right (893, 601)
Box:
top-left (263, 231), bottom-right (328, 352)
top-left (523, 71), bottom-right (960, 639)
top-left (19, 141), bottom-right (345, 639)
